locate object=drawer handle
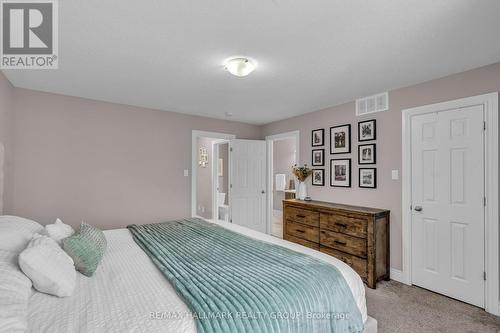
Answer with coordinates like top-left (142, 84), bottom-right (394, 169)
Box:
top-left (295, 229), bottom-right (305, 233)
top-left (296, 214), bottom-right (306, 218)
top-left (334, 240), bottom-right (347, 246)
top-left (335, 223), bottom-right (348, 228)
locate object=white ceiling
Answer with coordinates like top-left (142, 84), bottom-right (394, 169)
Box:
top-left (4, 0), bottom-right (500, 125)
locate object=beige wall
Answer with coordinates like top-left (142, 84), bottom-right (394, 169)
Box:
top-left (8, 88), bottom-right (261, 229)
top-left (262, 62), bottom-right (500, 270)
top-left (0, 72), bottom-right (14, 214)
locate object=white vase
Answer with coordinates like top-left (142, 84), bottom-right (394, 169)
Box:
top-left (297, 181), bottom-right (307, 200)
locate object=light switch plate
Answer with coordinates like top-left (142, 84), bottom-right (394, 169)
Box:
top-left (391, 170), bottom-right (399, 180)
top-left (184, 169), bottom-right (189, 177)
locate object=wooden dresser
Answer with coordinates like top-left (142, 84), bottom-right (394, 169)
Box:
top-left (283, 199), bottom-right (390, 288)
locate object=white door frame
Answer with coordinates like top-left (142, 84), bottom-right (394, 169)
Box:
top-left (211, 139), bottom-right (229, 222)
top-left (191, 130), bottom-right (236, 219)
top-left (401, 92), bottom-right (499, 315)
top-left (265, 130), bottom-right (300, 235)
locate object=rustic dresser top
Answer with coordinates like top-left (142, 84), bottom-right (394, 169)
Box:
top-left (284, 199), bottom-right (390, 216)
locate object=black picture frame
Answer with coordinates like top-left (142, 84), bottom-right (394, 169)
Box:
top-left (311, 149), bottom-right (325, 166)
top-left (358, 144), bottom-right (376, 164)
top-left (359, 168), bottom-right (377, 188)
top-left (330, 124), bottom-right (351, 154)
top-left (312, 169), bottom-right (325, 186)
top-left (358, 119), bottom-right (376, 142)
top-left (330, 158), bottom-right (351, 187)
top-left (311, 128), bottom-right (325, 147)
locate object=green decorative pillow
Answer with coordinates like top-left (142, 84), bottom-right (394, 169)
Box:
top-left (62, 223), bottom-right (107, 277)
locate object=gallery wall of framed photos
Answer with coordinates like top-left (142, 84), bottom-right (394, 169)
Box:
top-left (311, 118), bottom-right (378, 190)
top-left (357, 119), bottom-right (377, 188)
top-left (311, 128), bottom-right (325, 186)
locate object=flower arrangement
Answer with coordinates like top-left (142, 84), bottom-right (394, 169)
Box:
top-left (292, 164), bottom-right (312, 182)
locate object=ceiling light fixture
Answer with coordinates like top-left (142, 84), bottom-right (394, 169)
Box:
top-left (224, 57), bottom-right (256, 77)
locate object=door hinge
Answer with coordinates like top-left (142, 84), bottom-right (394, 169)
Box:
top-left (483, 121), bottom-right (486, 131)
top-left (484, 271), bottom-right (487, 281)
top-left (484, 197), bottom-right (487, 206)
top-left (230, 184), bottom-right (233, 188)
top-left (230, 219), bottom-right (232, 223)
top-left (230, 147), bottom-right (233, 152)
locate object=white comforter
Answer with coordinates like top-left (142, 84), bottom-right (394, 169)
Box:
top-left (27, 221), bottom-right (367, 333)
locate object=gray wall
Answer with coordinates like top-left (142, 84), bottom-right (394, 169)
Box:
top-left (7, 88), bottom-right (261, 229)
top-left (262, 62), bottom-right (500, 270)
top-left (0, 73), bottom-right (14, 215)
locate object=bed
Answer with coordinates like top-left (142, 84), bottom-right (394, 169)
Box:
top-left (26, 220), bottom-right (376, 333)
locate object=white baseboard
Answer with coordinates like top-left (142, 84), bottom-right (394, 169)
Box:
top-left (390, 268), bottom-right (405, 283)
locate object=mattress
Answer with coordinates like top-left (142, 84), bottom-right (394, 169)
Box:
top-left (27, 221), bottom-right (367, 333)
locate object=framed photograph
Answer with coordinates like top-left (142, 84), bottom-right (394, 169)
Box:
top-left (358, 119), bottom-right (376, 141)
top-left (311, 128), bottom-right (324, 147)
top-left (330, 159), bottom-right (351, 187)
top-left (312, 169), bottom-right (325, 186)
top-left (311, 149), bottom-right (325, 166)
top-left (359, 168), bottom-right (377, 188)
top-left (358, 144), bottom-right (376, 164)
top-left (330, 124), bottom-right (351, 154)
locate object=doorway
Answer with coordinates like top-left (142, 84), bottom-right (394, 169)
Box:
top-left (402, 93), bottom-right (499, 315)
top-left (191, 131), bottom-right (235, 221)
top-left (191, 131), bottom-right (267, 233)
top-left (266, 131), bottom-right (299, 238)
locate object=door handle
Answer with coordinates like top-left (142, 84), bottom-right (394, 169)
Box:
top-left (414, 206), bottom-right (423, 212)
top-left (261, 190), bottom-right (265, 194)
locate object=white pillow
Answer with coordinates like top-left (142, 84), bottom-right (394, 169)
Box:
top-left (18, 234), bottom-right (76, 297)
top-left (44, 218), bottom-right (75, 244)
top-left (0, 216), bottom-right (44, 253)
top-left (0, 250), bottom-right (32, 333)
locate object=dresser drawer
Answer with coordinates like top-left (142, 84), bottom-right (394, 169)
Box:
top-left (320, 230), bottom-right (367, 258)
top-left (320, 213), bottom-right (368, 239)
top-left (320, 246), bottom-right (367, 280)
top-left (284, 234), bottom-right (319, 250)
top-left (284, 206), bottom-right (319, 227)
top-left (286, 220), bottom-right (319, 243)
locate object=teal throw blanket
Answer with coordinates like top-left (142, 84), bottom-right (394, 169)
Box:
top-left (127, 218), bottom-right (363, 333)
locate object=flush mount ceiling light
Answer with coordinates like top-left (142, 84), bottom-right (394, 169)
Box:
top-left (224, 57), bottom-right (256, 77)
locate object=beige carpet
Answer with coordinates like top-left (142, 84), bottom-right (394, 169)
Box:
top-left (366, 281), bottom-right (500, 332)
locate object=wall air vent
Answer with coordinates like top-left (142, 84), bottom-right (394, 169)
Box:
top-left (356, 92), bottom-right (389, 116)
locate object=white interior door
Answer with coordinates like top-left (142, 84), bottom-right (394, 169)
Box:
top-left (229, 139), bottom-right (266, 233)
top-left (411, 105), bottom-right (485, 307)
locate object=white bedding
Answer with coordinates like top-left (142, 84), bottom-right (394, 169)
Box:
top-left (27, 221), bottom-right (367, 333)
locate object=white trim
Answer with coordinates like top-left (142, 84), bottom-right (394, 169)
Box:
top-left (265, 131), bottom-right (300, 235)
top-left (401, 92), bottom-right (499, 315)
top-left (191, 130), bottom-right (236, 219)
top-left (390, 268), bottom-right (404, 283)
top-left (484, 93), bottom-right (499, 316)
